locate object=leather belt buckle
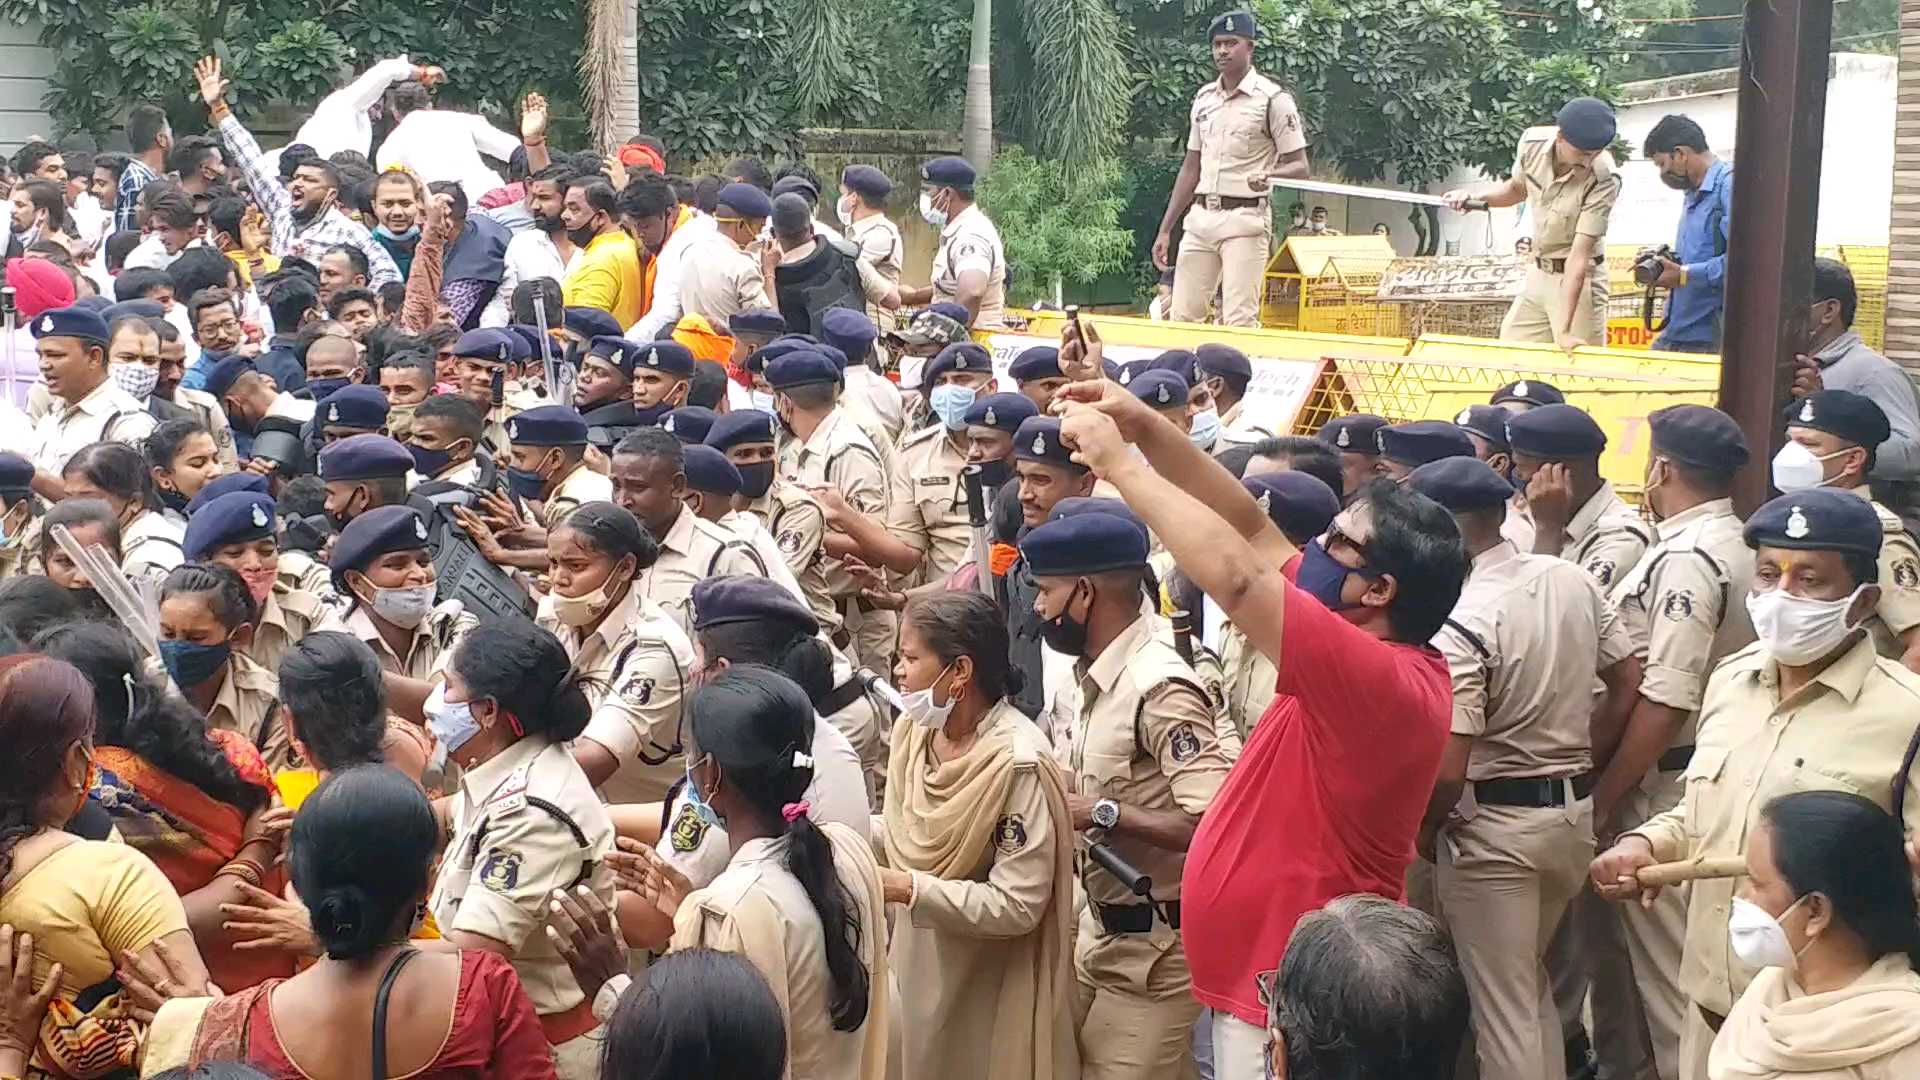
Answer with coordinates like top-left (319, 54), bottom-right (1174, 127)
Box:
top-left (1203, 194), bottom-right (1223, 212)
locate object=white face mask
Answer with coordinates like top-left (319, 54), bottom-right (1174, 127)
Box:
top-left (366, 583), bottom-right (435, 629)
top-left (749, 390), bottom-right (778, 414)
top-left (1745, 585), bottom-right (1865, 666)
top-left (901, 663), bottom-right (957, 729)
top-left (919, 190), bottom-right (948, 229)
top-left (835, 195), bottom-right (856, 227)
top-left (1770, 441), bottom-right (1850, 492)
top-left (111, 362), bottom-right (160, 401)
top-left (1728, 895), bottom-right (1810, 970)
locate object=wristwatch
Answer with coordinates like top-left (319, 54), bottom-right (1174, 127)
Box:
top-left (1091, 798), bottom-right (1121, 830)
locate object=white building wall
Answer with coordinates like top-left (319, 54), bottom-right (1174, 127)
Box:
top-left (0, 19), bottom-right (57, 154)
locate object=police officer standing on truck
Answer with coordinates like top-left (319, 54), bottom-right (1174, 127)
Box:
top-left (1444, 98), bottom-right (1622, 353)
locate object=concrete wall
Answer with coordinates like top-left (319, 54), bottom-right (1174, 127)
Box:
top-left (0, 19), bottom-right (57, 154)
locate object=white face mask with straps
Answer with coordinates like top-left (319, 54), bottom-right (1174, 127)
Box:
top-left (1745, 585), bottom-right (1865, 666)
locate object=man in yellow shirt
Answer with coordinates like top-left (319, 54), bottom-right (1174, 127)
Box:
top-left (561, 176), bottom-right (642, 327)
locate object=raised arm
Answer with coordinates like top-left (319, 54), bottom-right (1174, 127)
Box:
top-left (198, 57), bottom-right (290, 230)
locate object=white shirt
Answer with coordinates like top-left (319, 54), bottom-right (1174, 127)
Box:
top-left (31, 378), bottom-right (156, 475)
top-left (625, 213), bottom-right (717, 341)
top-left (376, 109), bottom-right (520, 201)
top-left (164, 304), bottom-right (202, 371)
top-left (480, 228), bottom-right (579, 328)
top-left (294, 57), bottom-right (417, 161)
top-left (122, 234), bottom-right (181, 271)
top-left (0, 398), bottom-right (32, 455)
top-left (67, 193), bottom-right (108, 250)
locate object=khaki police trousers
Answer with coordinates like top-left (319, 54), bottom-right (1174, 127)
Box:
top-left (1617, 771), bottom-right (1690, 1080)
top-left (1438, 799), bottom-right (1596, 1080)
top-left (1548, 888), bottom-right (1658, 1080)
top-left (1172, 204), bottom-right (1269, 328)
top-left (1074, 917), bottom-right (1201, 1080)
top-left (1500, 265), bottom-right (1609, 345)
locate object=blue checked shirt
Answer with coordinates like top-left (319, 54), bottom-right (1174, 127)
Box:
top-left (114, 158), bottom-right (158, 235)
top-left (216, 113), bottom-right (401, 287)
top-left (1659, 159), bottom-right (1732, 348)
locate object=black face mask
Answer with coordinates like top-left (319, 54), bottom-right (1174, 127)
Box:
top-left (975, 456), bottom-right (1013, 491)
top-left (736, 461), bottom-right (775, 499)
top-left (328, 487), bottom-right (363, 530)
top-left (567, 222), bottom-right (598, 248)
top-left (1659, 168), bottom-right (1691, 191)
top-left (1039, 581), bottom-right (1091, 656)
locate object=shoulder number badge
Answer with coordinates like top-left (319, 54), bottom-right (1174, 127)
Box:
top-left (994, 813), bottom-right (1027, 855)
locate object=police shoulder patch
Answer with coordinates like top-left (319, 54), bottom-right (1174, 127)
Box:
top-left (1897, 558), bottom-right (1920, 590)
top-left (1169, 722), bottom-right (1202, 763)
top-left (994, 813), bottom-right (1027, 855)
top-left (777, 529), bottom-right (806, 554)
top-left (1660, 588), bottom-right (1695, 622)
top-left (478, 847), bottom-right (523, 892)
top-left (1585, 557), bottom-right (1617, 586)
top-left (620, 672), bottom-right (657, 707)
top-left (670, 800), bottom-right (709, 853)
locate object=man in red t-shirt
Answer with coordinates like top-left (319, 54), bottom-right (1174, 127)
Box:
top-left (1058, 381), bottom-right (1467, 1079)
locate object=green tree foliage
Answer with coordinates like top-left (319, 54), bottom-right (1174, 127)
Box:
top-left (976, 146), bottom-right (1134, 304)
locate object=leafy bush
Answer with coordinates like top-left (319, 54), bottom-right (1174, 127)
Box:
top-left (977, 147), bottom-right (1134, 306)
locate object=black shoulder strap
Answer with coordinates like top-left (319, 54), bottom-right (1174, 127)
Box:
top-left (1443, 618), bottom-right (1491, 659)
top-left (99, 409), bottom-right (136, 443)
top-left (1895, 719), bottom-right (1920, 826)
top-left (464, 796), bottom-right (597, 890)
top-left (707, 538), bottom-right (765, 576)
top-left (370, 948), bottom-right (420, 1080)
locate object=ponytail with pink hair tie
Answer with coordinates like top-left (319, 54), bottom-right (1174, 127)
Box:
top-left (781, 801), bottom-right (811, 824)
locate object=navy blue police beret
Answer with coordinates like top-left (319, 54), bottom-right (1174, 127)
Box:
top-left (184, 491), bottom-right (277, 561)
top-left (1505, 403), bottom-right (1608, 459)
top-left (1008, 346), bottom-right (1062, 384)
top-left (1490, 379), bottom-right (1565, 409)
top-left (1649, 404), bottom-right (1749, 473)
top-left (0, 453), bottom-right (33, 499)
top-left (716, 182), bottom-right (774, 220)
top-left (744, 338), bottom-right (812, 376)
top-left (1131, 369), bottom-right (1191, 410)
top-left (506, 405), bottom-right (590, 448)
top-left (318, 385), bottom-right (390, 431)
top-left (30, 306), bottom-right (109, 345)
top-left (586, 335), bottom-right (643, 377)
top-left (1452, 404), bottom-right (1512, 451)
top-left (202, 355), bottom-right (259, 400)
top-left (820, 308), bottom-right (877, 359)
top-left (705, 410), bottom-right (777, 451)
top-left (963, 392), bottom-right (1038, 433)
top-left (1020, 511), bottom-right (1150, 576)
top-left (841, 165), bottom-right (893, 200)
top-left (1783, 390), bottom-right (1891, 450)
top-left (1243, 472), bottom-right (1339, 541)
top-left (329, 504), bottom-right (433, 589)
top-left (505, 325), bottom-right (545, 362)
top-left (771, 175), bottom-right (819, 203)
top-left (728, 307), bottom-right (789, 339)
top-left (1407, 456), bottom-right (1515, 512)
top-left (925, 342), bottom-right (992, 385)
top-left (318, 433), bottom-right (414, 481)
top-left (1209, 9), bottom-right (1259, 39)
top-left (920, 156), bottom-right (977, 189)
top-left (186, 471), bottom-right (269, 515)
top-left (1318, 413), bottom-right (1388, 454)
top-left (691, 574), bottom-right (819, 632)
top-left (663, 406), bottom-right (717, 445)
top-left (564, 307), bottom-right (623, 341)
top-left (1557, 97), bottom-right (1618, 152)
top-left (1195, 343), bottom-right (1253, 382)
top-left (682, 445), bottom-right (743, 495)
top-left (452, 328), bottom-right (513, 363)
top-left (765, 349), bottom-right (842, 390)
top-left (1377, 420), bottom-right (1476, 467)
top-left (637, 341), bottom-right (696, 378)
top-left (1743, 488), bottom-right (1882, 559)
top-left (1013, 416), bottom-right (1082, 470)
top-left (814, 343), bottom-right (850, 372)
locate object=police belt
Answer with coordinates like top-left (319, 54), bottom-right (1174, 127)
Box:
top-left (817, 671), bottom-right (877, 717)
top-left (1093, 898), bottom-right (1181, 934)
top-left (1192, 194), bottom-right (1266, 211)
top-left (1658, 744), bottom-right (1695, 773)
top-left (1473, 772), bottom-right (1596, 808)
top-left (1535, 254), bottom-right (1606, 273)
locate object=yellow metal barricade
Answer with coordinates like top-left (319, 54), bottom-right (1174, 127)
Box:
top-left (1841, 245), bottom-right (1889, 351)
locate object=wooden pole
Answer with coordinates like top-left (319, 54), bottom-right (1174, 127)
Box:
top-left (1718, 0), bottom-right (1835, 513)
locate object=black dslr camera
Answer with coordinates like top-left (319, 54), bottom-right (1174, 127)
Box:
top-left (1633, 245), bottom-right (1678, 287)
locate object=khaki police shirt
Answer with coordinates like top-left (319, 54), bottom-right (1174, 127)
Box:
top-left (175, 387), bottom-right (239, 468)
top-left (432, 734), bottom-right (619, 1016)
top-left (1557, 480), bottom-right (1652, 590)
top-left (636, 504), bottom-right (765, 637)
top-left (1606, 498), bottom-right (1757, 746)
top-left (248, 584), bottom-right (349, 676)
top-left (344, 600), bottom-right (478, 683)
top-left (1514, 125), bottom-right (1621, 260)
top-left (1188, 67), bottom-right (1307, 197)
top-left (743, 482), bottom-right (837, 630)
top-left (277, 550), bottom-right (342, 608)
top-left (1841, 486), bottom-right (1920, 654)
top-left (1219, 622), bottom-right (1278, 741)
top-left (678, 229), bottom-right (773, 330)
top-left (1628, 634), bottom-right (1920, 1015)
top-left (536, 586), bottom-right (694, 805)
top-left (1436, 541), bottom-right (1635, 780)
top-left (930, 205), bottom-right (1008, 330)
top-left (204, 650), bottom-right (293, 772)
top-left (122, 509), bottom-right (185, 585)
top-left (1059, 615), bottom-right (1230, 909)
top-left (540, 461), bottom-right (614, 531)
top-left (719, 509), bottom-right (810, 607)
top-left (845, 214), bottom-right (903, 334)
top-left (887, 425), bottom-right (974, 581)
top-left (32, 378), bottom-right (157, 476)
top-left (778, 409), bottom-right (888, 599)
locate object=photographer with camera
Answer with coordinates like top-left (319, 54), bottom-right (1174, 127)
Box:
top-left (1639, 115), bottom-right (1731, 353)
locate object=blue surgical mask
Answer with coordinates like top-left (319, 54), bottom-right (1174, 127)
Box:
top-left (1295, 539), bottom-right (1372, 612)
top-left (930, 384), bottom-right (976, 430)
top-left (1188, 408), bottom-right (1220, 449)
top-left (375, 224), bottom-right (421, 243)
top-left (306, 377), bottom-right (350, 402)
top-left (159, 638), bottom-right (232, 689)
top-left (408, 442), bottom-right (454, 478)
top-left (684, 756), bottom-right (724, 828)
top-left (505, 466), bottom-right (547, 501)
top-left (424, 684), bottom-right (482, 772)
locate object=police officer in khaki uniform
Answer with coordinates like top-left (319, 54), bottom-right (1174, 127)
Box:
top-left (184, 490), bottom-right (347, 675)
top-left (450, 328), bottom-right (542, 460)
top-left (1507, 404), bottom-right (1652, 589)
top-left (1775, 390), bottom-right (1920, 671)
top-left (535, 500), bottom-right (696, 805)
top-left (709, 410), bottom-right (839, 628)
top-left (839, 164), bottom-right (904, 335)
top-left (770, 350), bottom-right (895, 670)
top-left (1022, 511), bottom-right (1230, 1080)
top-left (505, 406), bottom-right (615, 532)
top-left (889, 343), bottom-right (995, 583)
top-left (1196, 344), bottom-right (1271, 452)
top-left (1156, 11), bottom-right (1309, 329)
top-left (609, 426), bottom-right (762, 637)
top-left (158, 563), bottom-right (294, 770)
top-left (1586, 404), bottom-right (1755, 1080)
top-left (1220, 473), bottom-right (1338, 740)
top-left (897, 157), bottom-right (1009, 330)
top-left (823, 308), bottom-right (906, 446)
top-left (1408, 458), bottom-right (1637, 1080)
top-left (29, 306), bottom-right (158, 485)
top-left (1314, 413), bottom-right (1389, 503)
top-left (430, 619), bottom-right (619, 1080)
top-left (1445, 99), bottom-right (1620, 349)
top-left (329, 506), bottom-right (479, 716)
top-left (1592, 487), bottom-right (1920, 1080)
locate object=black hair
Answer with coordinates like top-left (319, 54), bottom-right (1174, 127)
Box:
top-left (1214, 443), bottom-right (1255, 479)
top-left (619, 172), bottom-right (676, 220)
top-left (1249, 435), bottom-right (1348, 499)
top-left (389, 81), bottom-right (431, 117)
top-left (426, 179), bottom-right (469, 224)
top-left (903, 592), bottom-right (1020, 703)
top-left (573, 178), bottom-right (619, 219)
top-left (416, 392), bottom-right (485, 440)
top-left (278, 255), bottom-right (321, 284)
top-left (1643, 114), bottom-right (1709, 156)
top-left (600, 948), bottom-right (787, 1080)
top-left (297, 322), bottom-right (356, 370)
top-left (162, 562), bottom-right (258, 629)
top-left (93, 151), bottom-right (130, 185)
top-left (1762, 790), bottom-right (1920, 968)
top-left (449, 619), bottom-right (595, 743)
top-left (325, 243), bottom-right (370, 281)
top-left (378, 280), bottom-right (408, 317)
top-left (613, 427), bottom-right (685, 471)
top-left (105, 231), bottom-right (143, 274)
top-left (144, 418), bottom-right (214, 473)
top-left (208, 196), bottom-right (248, 243)
top-left (557, 501), bottom-right (659, 570)
top-left (689, 666), bottom-right (869, 1030)
top-left (329, 149), bottom-right (372, 171)
top-left (127, 104), bottom-right (170, 153)
top-left (511, 277), bottom-right (564, 325)
top-left (63, 441), bottom-right (163, 513)
top-left (278, 474), bottom-right (330, 518)
top-left (142, 314), bottom-right (176, 345)
top-left (40, 498), bottom-right (121, 561)
top-left (780, 382), bottom-right (837, 412)
top-left (34, 622), bottom-right (266, 813)
top-left (9, 140), bottom-right (58, 179)
top-left (109, 313), bottom-right (159, 348)
top-left (725, 157), bottom-right (773, 192)
top-left (289, 765), bottom-right (438, 960)
top-left (1813, 257), bottom-right (1858, 326)
top-left (64, 149), bottom-right (93, 176)
top-left (666, 173), bottom-right (695, 206)
top-left (145, 187), bottom-right (198, 231)
top-left (380, 348), bottom-right (436, 383)
top-left (19, 179), bottom-right (67, 234)
top-left (770, 193), bottom-right (812, 241)
top-left (267, 275), bottom-right (321, 332)
top-left (184, 287), bottom-right (235, 333)
top-left (687, 360), bottom-right (728, 409)
top-left (696, 598), bottom-right (834, 704)
top-left (692, 174), bottom-right (723, 214)
top-left (279, 631), bottom-right (388, 771)
top-left (328, 286), bottom-right (379, 319)
top-left (1357, 478), bottom-right (1468, 644)
top-left (340, 172), bottom-right (376, 218)
top-left (167, 135), bottom-right (222, 179)
top-left (1662, 457), bottom-right (1737, 498)
top-left (0, 576), bottom-right (83, 644)
top-left (291, 156), bottom-right (341, 191)
top-left (529, 164), bottom-right (577, 188)
top-left (150, 1066), bottom-right (274, 1080)
top-left (169, 247), bottom-right (234, 300)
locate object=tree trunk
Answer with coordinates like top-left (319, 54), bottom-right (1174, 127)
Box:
top-left (1887, 0), bottom-right (1920, 367)
top-left (962, 0), bottom-right (993, 170)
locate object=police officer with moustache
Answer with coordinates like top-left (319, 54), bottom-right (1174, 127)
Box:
top-left (1406, 457), bottom-right (1638, 1080)
top-left (897, 157), bottom-right (1009, 330)
top-left (991, 419), bottom-right (1093, 720)
top-left (1773, 390), bottom-right (1920, 673)
top-left (1445, 99), bottom-right (1622, 352)
top-left (1587, 404), bottom-right (1755, 1080)
top-left (1022, 510), bottom-right (1230, 1080)
top-left (1156, 11), bottom-right (1310, 328)
top-left (1592, 488), bottom-right (1920, 1080)
top-left (1507, 404), bottom-right (1651, 590)
top-left (571, 336), bottom-right (651, 450)
top-left (609, 426), bottom-right (762, 638)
